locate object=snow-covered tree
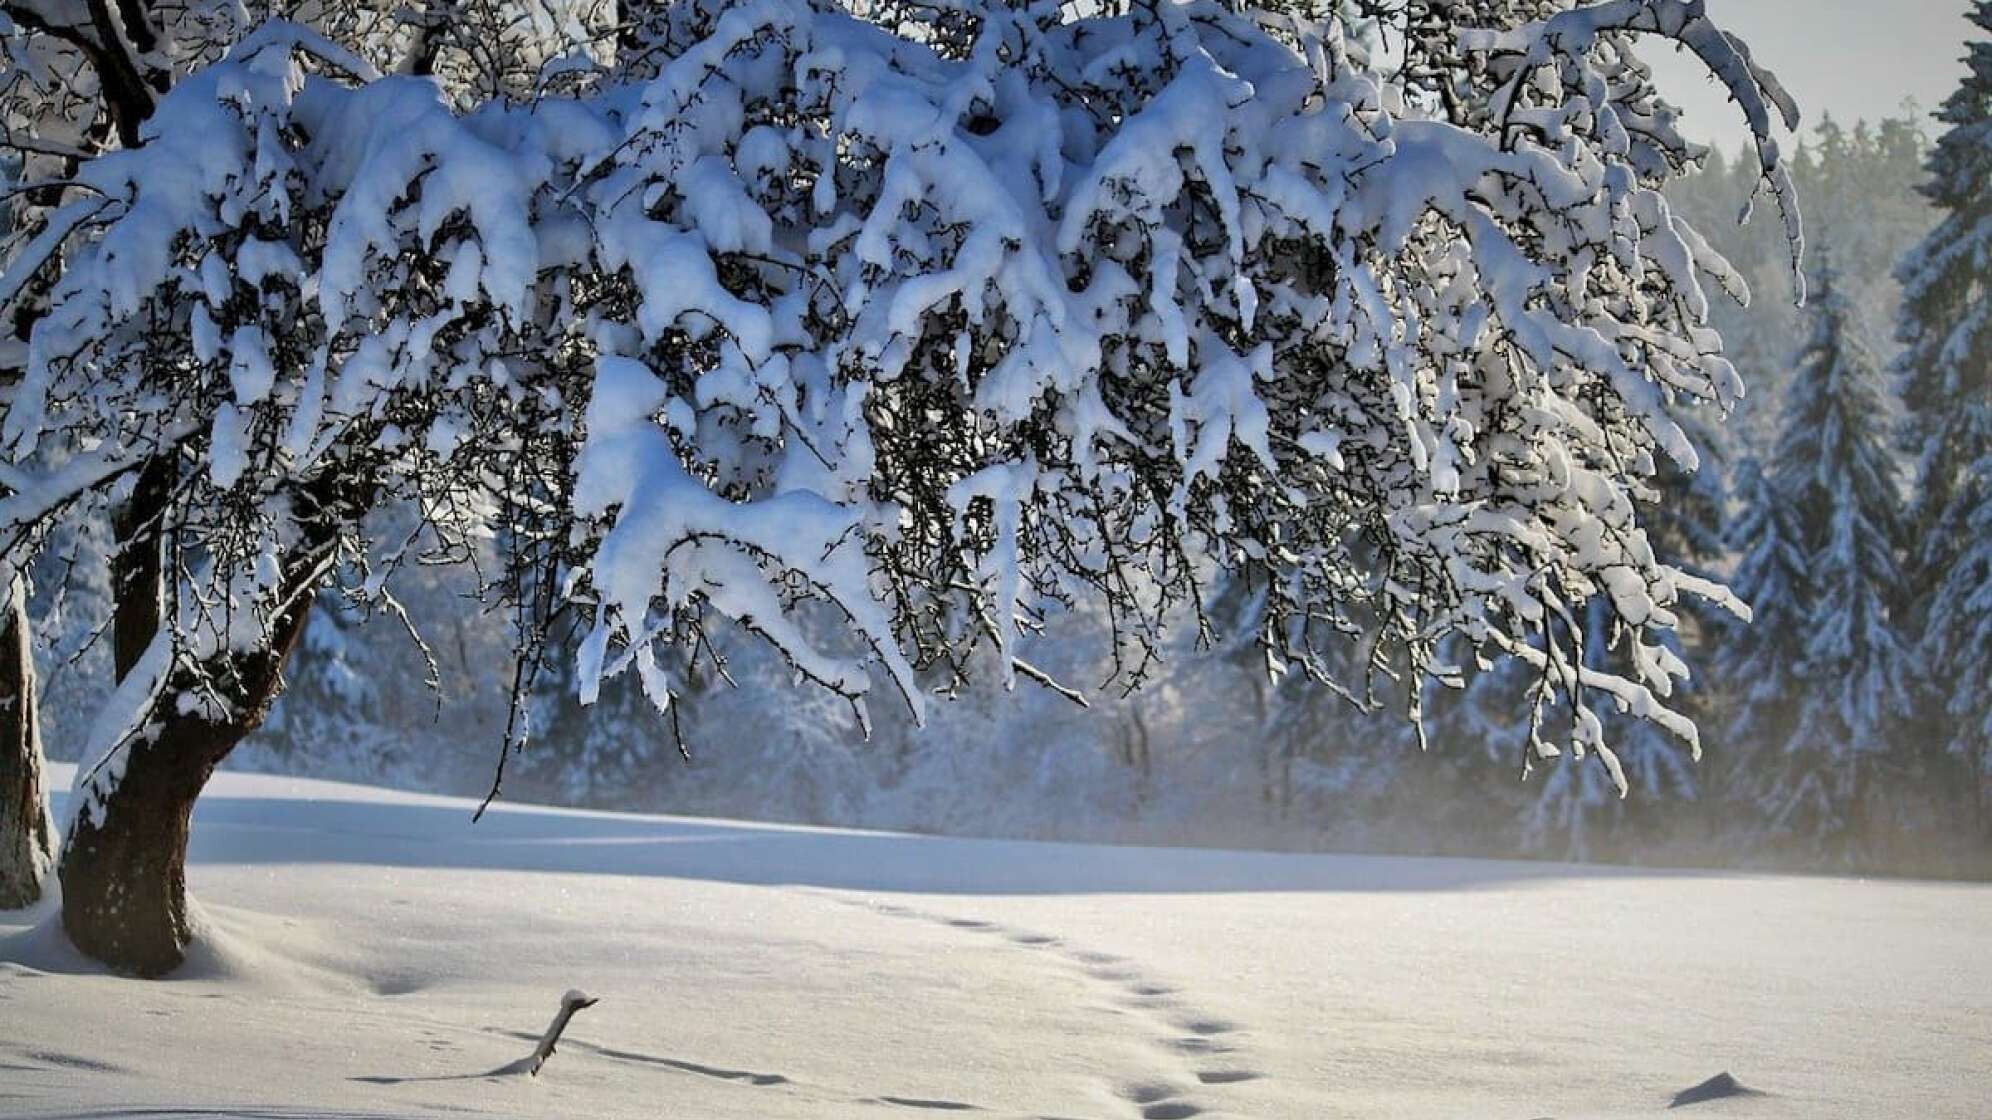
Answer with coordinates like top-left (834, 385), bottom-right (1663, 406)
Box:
top-left (1758, 258), bottom-right (1916, 856)
top-left (1518, 394), bottom-right (1727, 858)
top-left (0, 0), bottom-right (1802, 973)
top-left (1897, 1), bottom-right (1992, 825)
top-left (1922, 456), bottom-right (1992, 836)
top-left (516, 610), bottom-right (685, 810)
top-left (1713, 456), bottom-right (1806, 765)
top-left (1664, 111), bottom-right (1930, 448)
top-left (0, 0), bottom-right (615, 964)
top-left (252, 592), bottom-right (399, 775)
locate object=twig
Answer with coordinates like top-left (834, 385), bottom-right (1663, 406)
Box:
top-left (527, 990), bottom-right (599, 1077)
top-left (1011, 657), bottom-right (1089, 709)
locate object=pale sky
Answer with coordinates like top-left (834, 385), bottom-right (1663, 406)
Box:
top-left (1645, 0), bottom-right (1976, 153)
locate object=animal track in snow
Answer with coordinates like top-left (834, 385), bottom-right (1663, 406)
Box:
top-left (840, 898), bottom-right (1263, 1120)
top-left (1119, 1080), bottom-right (1180, 1104)
top-left (1115, 1080), bottom-right (1206, 1120)
top-left (1175, 1017), bottom-right (1237, 1036)
top-left (1194, 1069), bottom-right (1262, 1085)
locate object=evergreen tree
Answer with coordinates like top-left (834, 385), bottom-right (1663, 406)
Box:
top-left (1764, 258), bottom-right (1918, 858)
top-left (1665, 112), bottom-right (1932, 448)
top-left (1714, 457), bottom-right (1809, 771)
top-left (1897, 2), bottom-right (1992, 825)
top-left (517, 615), bottom-right (682, 810)
top-left (254, 594), bottom-right (395, 780)
top-left (1922, 456), bottom-right (1992, 838)
top-left (1409, 636), bottom-right (1533, 844)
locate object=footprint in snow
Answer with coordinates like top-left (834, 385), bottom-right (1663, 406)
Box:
top-left (1194, 1069), bottom-right (1262, 1085)
top-left (1176, 1018), bottom-right (1236, 1037)
top-left (1113, 1084), bottom-right (1205, 1120)
top-left (849, 900), bottom-right (1266, 1120)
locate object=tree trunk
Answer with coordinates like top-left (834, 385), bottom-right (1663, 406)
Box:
top-left (1975, 743), bottom-right (1986, 845)
top-left (57, 712), bottom-right (236, 974)
top-left (57, 617), bottom-right (312, 974)
top-left (57, 478), bottom-right (322, 974)
top-left (110, 457), bottom-right (170, 682)
top-left (0, 578), bottom-right (54, 910)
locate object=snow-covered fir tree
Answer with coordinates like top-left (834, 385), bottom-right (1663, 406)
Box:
top-left (1712, 456), bottom-right (1807, 789)
top-left (250, 592), bottom-right (398, 780)
top-left (516, 612), bottom-right (686, 810)
top-left (1921, 457), bottom-right (1992, 838)
top-left (1897, 0), bottom-right (1992, 825)
top-left (1665, 112), bottom-right (1932, 447)
top-left (1760, 257), bottom-right (1917, 858)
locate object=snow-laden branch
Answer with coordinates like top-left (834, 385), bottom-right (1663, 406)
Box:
top-left (0, 0), bottom-right (1805, 795)
top-left (1462, 0), bottom-right (1806, 302)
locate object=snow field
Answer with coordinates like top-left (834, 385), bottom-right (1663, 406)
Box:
top-left (3, 763), bottom-right (1989, 1119)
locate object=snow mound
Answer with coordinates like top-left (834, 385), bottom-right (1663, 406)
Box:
top-left (0, 895), bottom-right (364, 994)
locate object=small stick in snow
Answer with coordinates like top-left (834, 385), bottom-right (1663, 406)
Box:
top-left (527, 989), bottom-right (599, 1076)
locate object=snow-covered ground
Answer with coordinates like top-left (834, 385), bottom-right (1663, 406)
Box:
top-left (3, 765), bottom-right (1988, 1120)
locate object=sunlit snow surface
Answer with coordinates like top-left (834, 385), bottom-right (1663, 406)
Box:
top-left (4, 764), bottom-right (1988, 1119)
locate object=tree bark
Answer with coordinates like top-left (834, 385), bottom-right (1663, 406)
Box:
top-left (110, 456), bottom-right (171, 682)
top-left (0, 577), bottom-right (54, 910)
top-left (57, 712), bottom-right (231, 974)
top-left (58, 481), bottom-right (323, 975)
top-left (58, 600), bottom-right (314, 975)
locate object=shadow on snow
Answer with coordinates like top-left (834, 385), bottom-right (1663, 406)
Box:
top-left (117, 785), bottom-right (1712, 897)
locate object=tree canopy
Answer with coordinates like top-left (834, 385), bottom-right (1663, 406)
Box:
top-left (3, 0), bottom-right (1803, 791)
